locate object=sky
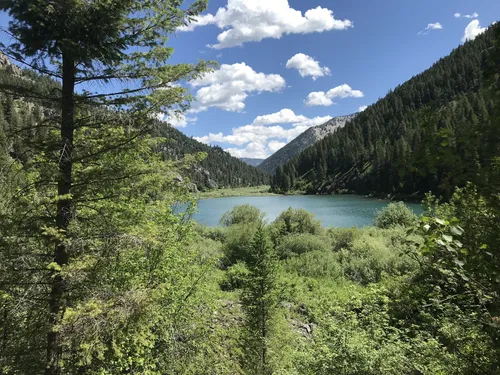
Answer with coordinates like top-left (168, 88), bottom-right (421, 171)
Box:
top-left (1, 0), bottom-right (499, 159)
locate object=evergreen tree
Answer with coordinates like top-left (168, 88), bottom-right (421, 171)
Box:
top-left (272, 24), bottom-right (500, 199)
top-left (0, 1), bottom-right (213, 373)
top-left (241, 225), bottom-right (279, 375)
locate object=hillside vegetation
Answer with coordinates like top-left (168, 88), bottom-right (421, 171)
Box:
top-left (0, 2), bottom-right (499, 374)
top-left (259, 114), bottom-right (356, 174)
top-left (0, 56), bottom-right (268, 191)
top-left (272, 25), bottom-right (500, 200)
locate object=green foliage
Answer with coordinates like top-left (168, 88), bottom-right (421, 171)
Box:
top-left (283, 249), bottom-right (343, 280)
top-left (272, 24), bottom-right (500, 199)
top-left (374, 202), bottom-right (418, 228)
top-left (270, 208), bottom-right (323, 245)
top-left (276, 233), bottom-right (330, 259)
top-left (223, 224), bottom-right (260, 266)
top-left (220, 262), bottom-right (250, 291)
top-left (331, 227), bottom-right (418, 284)
top-left (220, 204), bottom-right (264, 227)
top-left (241, 225), bottom-right (279, 375)
top-left (156, 126), bottom-right (269, 189)
top-left (299, 286), bottom-right (460, 375)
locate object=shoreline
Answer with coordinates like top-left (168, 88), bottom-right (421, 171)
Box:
top-left (196, 186), bottom-right (423, 204)
top-left (196, 185), bottom-right (279, 200)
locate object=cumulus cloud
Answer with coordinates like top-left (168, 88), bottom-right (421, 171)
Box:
top-left (417, 22), bottom-right (443, 35)
top-left (252, 108), bottom-right (308, 125)
top-left (286, 53), bottom-right (331, 80)
top-left (454, 13), bottom-right (461, 18)
top-left (190, 63), bottom-right (286, 113)
top-left (359, 105), bottom-right (368, 112)
top-left (195, 109), bottom-right (331, 158)
top-left (304, 84), bottom-right (364, 107)
top-left (178, 0), bottom-right (353, 49)
top-left (154, 112), bottom-right (197, 128)
top-left (462, 20), bottom-right (486, 43)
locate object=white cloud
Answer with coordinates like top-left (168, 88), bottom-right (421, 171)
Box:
top-left (252, 108), bottom-right (308, 126)
top-left (155, 112), bottom-right (197, 128)
top-left (455, 12), bottom-right (479, 19)
top-left (268, 140), bottom-right (287, 153)
top-left (462, 20), bottom-right (486, 43)
top-left (286, 53), bottom-right (331, 80)
top-left (178, 0), bottom-right (353, 49)
top-left (304, 92), bottom-right (335, 107)
top-left (359, 105), bottom-right (368, 112)
top-left (426, 22), bottom-right (443, 30)
top-left (417, 22), bottom-right (443, 35)
top-left (304, 84), bottom-right (364, 107)
top-left (464, 12), bottom-right (479, 19)
top-left (195, 109), bottom-right (331, 158)
top-left (190, 63), bottom-right (286, 112)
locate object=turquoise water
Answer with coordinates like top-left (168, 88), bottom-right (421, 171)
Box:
top-left (193, 195), bottom-right (423, 228)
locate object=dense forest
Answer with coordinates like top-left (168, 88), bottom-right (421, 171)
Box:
top-left (0, 58), bottom-right (268, 191)
top-left (0, 1), bottom-right (499, 374)
top-left (272, 25), bottom-right (500, 200)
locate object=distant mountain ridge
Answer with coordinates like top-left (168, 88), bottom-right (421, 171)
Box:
top-left (258, 114), bottom-right (357, 174)
top-left (240, 157), bottom-right (265, 167)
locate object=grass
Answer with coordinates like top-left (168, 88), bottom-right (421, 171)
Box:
top-left (197, 185), bottom-right (278, 199)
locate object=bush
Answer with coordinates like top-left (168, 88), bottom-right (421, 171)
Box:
top-left (270, 208), bottom-right (323, 245)
top-left (194, 224), bottom-right (227, 243)
top-left (374, 202), bottom-right (418, 229)
top-left (276, 233), bottom-right (330, 259)
top-left (220, 204), bottom-right (263, 227)
top-left (328, 227), bottom-right (360, 252)
top-left (334, 227), bottom-right (417, 284)
top-left (220, 262), bottom-right (250, 291)
top-left (284, 249), bottom-right (343, 279)
top-left (223, 223), bottom-right (259, 265)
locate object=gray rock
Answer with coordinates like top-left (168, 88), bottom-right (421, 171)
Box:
top-left (0, 53), bottom-right (22, 76)
top-left (258, 114), bottom-right (357, 174)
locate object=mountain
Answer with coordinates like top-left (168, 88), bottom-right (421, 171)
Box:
top-left (258, 114), bottom-right (356, 174)
top-left (272, 24), bottom-right (500, 199)
top-left (154, 126), bottom-right (269, 190)
top-left (240, 157), bottom-right (265, 167)
top-left (0, 53), bottom-right (269, 191)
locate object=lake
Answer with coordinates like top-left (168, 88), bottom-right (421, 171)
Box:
top-left (193, 195), bottom-right (423, 228)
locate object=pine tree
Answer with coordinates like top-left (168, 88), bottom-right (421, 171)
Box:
top-left (0, 1), bottom-right (214, 373)
top-left (241, 225), bottom-right (279, 375)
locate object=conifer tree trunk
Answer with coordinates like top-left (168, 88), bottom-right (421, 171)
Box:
top-left (46, 52), bottom-right (76, 375)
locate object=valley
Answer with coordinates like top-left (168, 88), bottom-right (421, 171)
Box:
top-left (0, 2), bottom-right (499, 374)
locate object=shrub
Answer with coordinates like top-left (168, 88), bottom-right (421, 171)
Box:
top-left (220, 204), bottom-right (264, 227)
top-left (270, 208), bottom-right (322, 245)
top-left (334, 227), bottom-right (417, 284)
top-left (374, 202), bottom-right (418, 229)
top-left (276, 233), bottom-right (330, 259)
top-left (223, 223), bottom-right (259, 265)
top-left (220, 262), bottom-right (250, 291)
top-left (328, 227), bottom-right (360, 252)
top-left (284, 249), bottom-right (343, 280)
top-left (194, 223), bottom-right (227, 243)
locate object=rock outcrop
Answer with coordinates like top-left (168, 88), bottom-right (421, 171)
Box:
top-left (258, 114), bottom-right (356, 174)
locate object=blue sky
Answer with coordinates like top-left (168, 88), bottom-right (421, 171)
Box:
top-left (1, 0), bottom-right (499, 159)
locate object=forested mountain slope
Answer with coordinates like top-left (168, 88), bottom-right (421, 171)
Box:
top-left (258, 114), bottom-right (356, 174)
top-left (240, 157), bottom-right (264, 167)
top-left (0, 55), bottom-right (268, 190)
top-left (272, 25), bottom-right (500, 199)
